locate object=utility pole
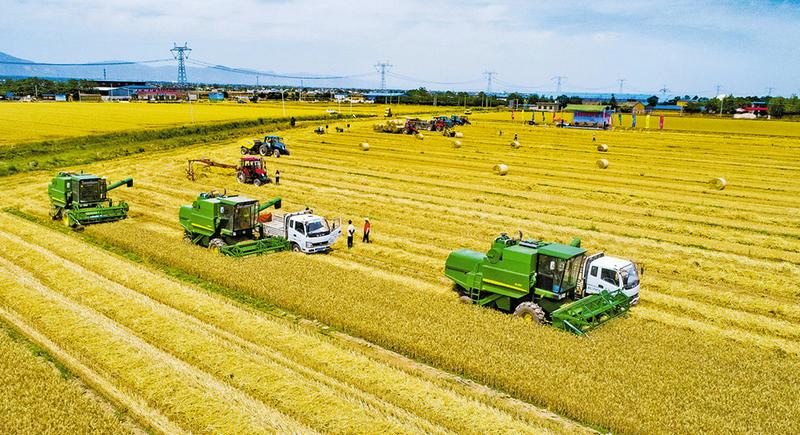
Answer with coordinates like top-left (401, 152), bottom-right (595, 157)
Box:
top-left (103, 68), bottom-right (107, 80)
top-left (374, 62), bottom-right (392, 90)
top-left (715, 84), bottom-right (723, 116)
top-left (617, 78), bottom-right (627, 94)
top-left (551, 76), bottom-right (566, 94)
top-left (170, 42), bottom-right (191, 89)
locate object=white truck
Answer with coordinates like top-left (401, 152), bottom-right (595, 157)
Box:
top-left (579, 253), bottom-right (640, 304)
top-left (262, 209), bottom-right (341, 254)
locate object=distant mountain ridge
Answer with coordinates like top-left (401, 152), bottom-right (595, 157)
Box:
top-left (0, 51), bottom-right (377, 88)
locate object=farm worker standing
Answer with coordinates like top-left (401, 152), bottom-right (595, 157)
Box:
top-left (290, 117), bottom-right (296, 127)
top-left (659, 114), bottom-right (665, 130)
top-left (542, 111), bottom-right (546, 123)
top-left (646, 114), bottom-right (651, 129)
top-left (347, 220), bottom-right (355, 248)
top-left (363, 218), bottom-right (371, 243)
top-left (274, 170), bottom-right (280, 185)
top-left (632, 114), bottom-right (637, 128)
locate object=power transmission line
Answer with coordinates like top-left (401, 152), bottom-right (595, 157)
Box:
top-left (187, 58), bottom-right (372, 80)
top-left (170, 42), bottom-right (191, 88)
top-left (483, 71), bottom-right (497, 93)
top-left (551, 76), bottom-right (566, 94)
top-left (375, 62), bottom-right (392, 90)
top-left (0, 58), bottom-right (172, 66)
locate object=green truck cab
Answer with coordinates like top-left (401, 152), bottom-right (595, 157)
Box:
top-left (48, 171), bottom-right (133, 228)
top-left (445, 233), bottom-right (637, 335)
top-left (179, 190), bottom-right (289, 257)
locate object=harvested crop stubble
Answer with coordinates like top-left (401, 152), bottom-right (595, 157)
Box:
top-left (0, 249), bottom-right (309, 433)
top-left (0, 322), bottom-right (141, 434)
top-left (0, 214), bottom-right (577, 434)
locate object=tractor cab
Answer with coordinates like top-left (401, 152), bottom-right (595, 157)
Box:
top-left (264, 136), bottom-right (289, 156)
top-left (237, 157), bottom-right (270, 186)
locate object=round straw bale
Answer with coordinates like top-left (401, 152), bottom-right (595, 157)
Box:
top-left (511, 140), bottom-right (521, 149)
top-left (709, 177), bottom-right (727, 190)
top-left (360, 142), bottom-right (370, 151)
top-left (454, 132), bottom-right (464, 138)
top-left (415, 133), bottom-right (424, 140)
top-left (452, 140), bottom-right (462, 148)
top-left (493, 164), bottom-right (509, 175)
top-left (596, 159), bottom-right (609, 169)
top-left (597, 143), bottom-right (609, 152)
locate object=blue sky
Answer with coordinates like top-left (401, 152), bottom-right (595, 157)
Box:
top-left (1, 0), bottom-right (799, 96)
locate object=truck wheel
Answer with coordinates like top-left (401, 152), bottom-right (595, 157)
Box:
top-left (291, 243), bottom-right (302, 252)
top-left (513, 302), bottom-right (545, 324)
top-left (209, 238), bottom-right (226, 254)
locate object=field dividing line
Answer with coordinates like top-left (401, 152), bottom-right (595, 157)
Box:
top-left (0, 252), bottom-right (314, 434)
top-left (0, 301), bottom-right (182, 435)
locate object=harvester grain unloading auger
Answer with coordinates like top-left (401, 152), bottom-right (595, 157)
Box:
top-left (444, 233), bottom-right (640, 335)
top-left (48, 171), bottom-right (133, 229)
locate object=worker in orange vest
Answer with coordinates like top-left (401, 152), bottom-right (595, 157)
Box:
top-left (363, 218), bottom-right (371, 243)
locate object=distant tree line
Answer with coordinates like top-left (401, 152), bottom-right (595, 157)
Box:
top-left (0, 77), bottom-right (98, 98)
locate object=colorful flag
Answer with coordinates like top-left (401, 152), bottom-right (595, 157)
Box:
top-left (646, 114), bottom-right (651, 129)
top-left (618, 112), bottom-right (623, 125)
top-left (511, 110), bottom-right (515, 120)
top-left (659, 115), bottom-right (665, 129)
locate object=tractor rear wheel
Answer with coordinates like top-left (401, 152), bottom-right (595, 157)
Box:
top-left (513, 302), bottom-right (546, 324)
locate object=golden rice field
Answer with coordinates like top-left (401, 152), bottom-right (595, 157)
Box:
top-left (0, 101), bottom-right (457, 146)
top-left (1, 106), bottom-right (800, 433)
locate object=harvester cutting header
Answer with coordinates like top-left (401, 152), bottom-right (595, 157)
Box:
top-left (445, 233), bottom-right (640, 335)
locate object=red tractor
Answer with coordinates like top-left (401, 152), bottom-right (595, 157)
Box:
top-left (237, 157), bottom-right (271, 186)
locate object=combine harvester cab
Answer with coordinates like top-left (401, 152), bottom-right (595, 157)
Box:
top-left (48, 171), bottom-right (133, 229)
top-left (444, 233), bottom-right (639, 335)
top-left (179, 191), bottom-right (290, 257)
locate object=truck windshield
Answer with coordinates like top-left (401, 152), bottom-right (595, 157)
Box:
top-left (78, 179), bottom-right (104, 204)
top-left (233, 204), bottom-right (256, 231)
top-left (305, 219), bottom-right (330, 235)
top-left (621, 264), bottom-right (640, 289)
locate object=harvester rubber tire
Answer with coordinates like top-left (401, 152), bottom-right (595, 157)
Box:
top-left (458, 295), bottom-right (473, 305)
top-left (50, 206), bottom-right (62, 220)
top-left (513, 302), bottom-right (546, 324)
top-left (273, 149), bottom-right (280, 158)
top-left (183, 232), bottom-right (193, 244)
top-left (209, 238), bottom-right (226, 254)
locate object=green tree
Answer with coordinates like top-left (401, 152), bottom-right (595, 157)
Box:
top-left (646, 95), bottom-right (659, 107)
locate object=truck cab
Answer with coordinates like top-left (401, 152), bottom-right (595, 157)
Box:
top-left (263, 210), bottom-right (341, 254)
top-left (582, 255), bottom-right (640, 303)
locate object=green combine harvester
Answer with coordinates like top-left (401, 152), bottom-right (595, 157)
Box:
top-left (444, 233), bottom-right (641, 335)
top-left (179, 190), bottom-right (290, 257)
top-left (48, 171), bottom-right (133, 228)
